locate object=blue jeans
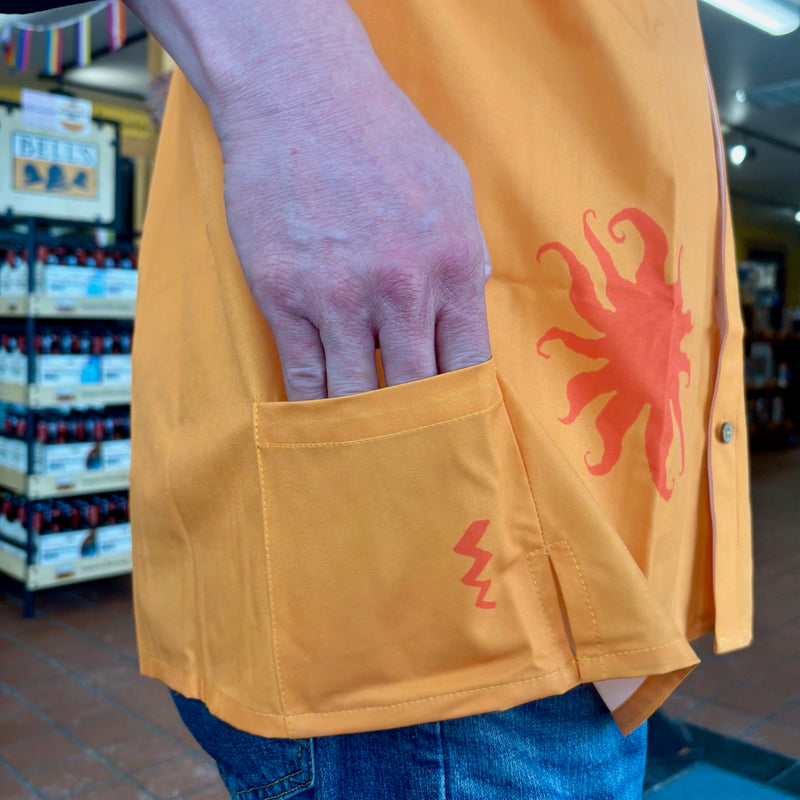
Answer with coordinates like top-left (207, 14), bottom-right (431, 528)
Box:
top-left (171, 685), bottom-right (646, 799)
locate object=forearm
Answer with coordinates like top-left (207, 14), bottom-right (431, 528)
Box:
top-left (124, 0), bottom-right (379, 137)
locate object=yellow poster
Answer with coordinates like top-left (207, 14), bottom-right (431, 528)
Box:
top-left (13, 157), bottom-right (97, 198)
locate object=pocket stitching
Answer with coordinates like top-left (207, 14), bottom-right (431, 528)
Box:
top-left (257, 399), bottom-right (502, 448)
top-left (524, 551), bottom-right (560, 653)
top-left (254, 403), bottom-right (292, 737)
top-left (548, 540), bottom-right (607, 679)
top-left (232, 740), bottom-right (312, 799)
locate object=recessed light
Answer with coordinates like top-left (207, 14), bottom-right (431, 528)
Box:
top-left (735, 89), bottom-right (748, 103)
top-left (699, 0), bottom-right (800, 35)
top-left (729, 144), bottom-right (748, 166)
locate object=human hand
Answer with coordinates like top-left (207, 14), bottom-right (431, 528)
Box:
top-left (126, 0), bottom-right (491, 400)
top-left (213, 46), bottom-right (491, 400)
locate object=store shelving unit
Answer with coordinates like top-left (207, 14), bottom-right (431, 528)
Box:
top-left (0, 217), bottom-right (135, 616)
top-left (745, 331), bottom-right (800, 447)
top-left (0, 295), bottom-right (135, 319)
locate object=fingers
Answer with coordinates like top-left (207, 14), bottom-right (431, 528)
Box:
top-left (435, 288), bottom-right (492, 374)
top-left (377, 321), bottom-right (438, 387)
top-left (273, 275), bottom-right (489, 399)
top-left (320, 328), bottom-right (381, 398)
top-left (271, 315), bottom-right (328, 401)
top-left (268, 243), bottom-right (491, 399)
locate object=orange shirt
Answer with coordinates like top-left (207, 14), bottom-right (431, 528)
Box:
top-left (131, 0), bottom-right (751, 738)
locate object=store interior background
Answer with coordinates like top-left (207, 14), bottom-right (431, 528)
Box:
top-left (0, 2), bottom-right (799, 799)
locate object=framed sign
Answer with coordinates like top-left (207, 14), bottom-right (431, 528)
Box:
top-left (0, 104), bottom-right (118, 226)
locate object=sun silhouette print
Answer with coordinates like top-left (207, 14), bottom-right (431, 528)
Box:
top-left (536, 208), bottom-right (692, 501)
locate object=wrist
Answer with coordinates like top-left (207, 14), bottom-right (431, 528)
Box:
top-left (127, 0), bottom-right (377, 137)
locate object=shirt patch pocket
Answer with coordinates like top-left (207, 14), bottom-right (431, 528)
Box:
top-left (254, 359), bottom-right (572, 724)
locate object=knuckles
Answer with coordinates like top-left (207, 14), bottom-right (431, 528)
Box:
top-left (246, 225), bottom-right (487, 327)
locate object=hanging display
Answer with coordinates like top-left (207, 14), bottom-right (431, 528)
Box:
top-left (1, 0), bottom-right (126, 76)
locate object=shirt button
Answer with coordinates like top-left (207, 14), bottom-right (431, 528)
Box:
top-left (720, 422), bottom-right (734, 443)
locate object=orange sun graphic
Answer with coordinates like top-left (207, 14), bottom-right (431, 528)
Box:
top-left (536, 208), bottom-right (692, 501)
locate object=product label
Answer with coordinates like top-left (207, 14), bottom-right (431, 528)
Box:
top-left (96, 523), bottom-right (131, 555)
top-left (105, 270), bottom-right (138, 299)
top-left (33, 441), bottom-right (102, 475)
top-left (38, 265), bottom-right (106, 297)
top-left (36, 354), bottom-right (101, 386)
top-left (0, 437), bottom-right (28, 471)
top-left (101, 355), bottom-right (132, 386)
top-left (101, 439), bottom-right (131, 471)
top-left (0, 259), bottom-right (28, 296)
top-left (37, 529), bottom-right (98, 564)
top-left (6, 352), bottom-right (28, 384)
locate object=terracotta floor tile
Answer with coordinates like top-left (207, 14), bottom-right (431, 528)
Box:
top-left (8, 619), bottom-right (70, 647)
top-left (159, 721), bottom-right (201, 750)
top-left (83, 663), bottom-right (142, 691)
top-left (715, 674), bottom-right (800, 718)
top-left (44, 695), bottom-right (114, 729)
top-left (67, 781), bottom-right (154, 800)
top-left (99, 733), bottom-right (187, 774)
top-left (0, 775), bottom-right (40, 800)
top-left (757, 604), bottom-right (800, 633)
top-left (0, 639), bottom-right (36, 669)
top-left (743, 721), bottom-right (800, 760)
top-left (17, 674), bottom-right (96, 709)
top-left (0, 657), bottom-right (64, 689)
top-left (79, 616), bottom-right (136, 644)
top-left (123, 697), bottom-right (183, 732)
top-left (47, 606), bottom-right (117, 629)
top-left (0, 730), bottom-right (82, 772)
top-left (770, 701), bottom-right (800, 730)
top-left (659, 692), bottom-right (704, 719)
top-left (25, 752), bottom-right (118, 799)
top-left (684, 702), bottom-right (760, 736)
top-left (674, 657), bottom-right (745, 700)
top-left (102, 675), bottom-right (167, 712)
top-left (134, 756), bottom-right (219, 799)
top-left (23, 626), bottom-right (94, 658)
top-left (0, 690), bottom-right (27, 721)
top-left (70, 708), bottom-right (153, 749)
top-left (0, 711), bottom-right (52, 747)
top-left (178, 785), bottom-right (228, 800)
top-left (56, 643), bottom-right (130, 676)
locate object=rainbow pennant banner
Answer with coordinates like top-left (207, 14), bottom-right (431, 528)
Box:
top-left (2, 34), bottom-right (15, 69)
top-left (44, 27), bottom-right (63, 75)
top-left (15, 27), bottom-right (32, 72)
top-left (76, 14), bottom-right (92, 67)
top-left (106, 0), bottom-right (126, 52)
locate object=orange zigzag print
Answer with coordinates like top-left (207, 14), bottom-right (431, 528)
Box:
top-left (453, 520), bottom-right (496, 609)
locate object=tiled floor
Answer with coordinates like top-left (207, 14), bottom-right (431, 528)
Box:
top-left (0, 579), bottom-right (226, 800)
top-left (0, 446), bottom-right (797, 799)
top-left (662, 447), bottom-right (800, 762)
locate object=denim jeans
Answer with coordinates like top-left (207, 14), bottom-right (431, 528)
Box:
top-left (171, 684), bottom-right (646, 799)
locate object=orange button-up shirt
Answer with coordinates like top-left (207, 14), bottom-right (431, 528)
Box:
top-left (131, 0), bottom-right (752, 738)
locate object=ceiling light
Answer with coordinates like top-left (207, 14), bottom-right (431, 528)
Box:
top-left (699, 0), bottom-right (800, 35)
top-left (735, 89), bottom-right (748, 102)
top-left (729, 144), bottom-right (749, 165)
top-left (795, 210), bottom-right (800, 223)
